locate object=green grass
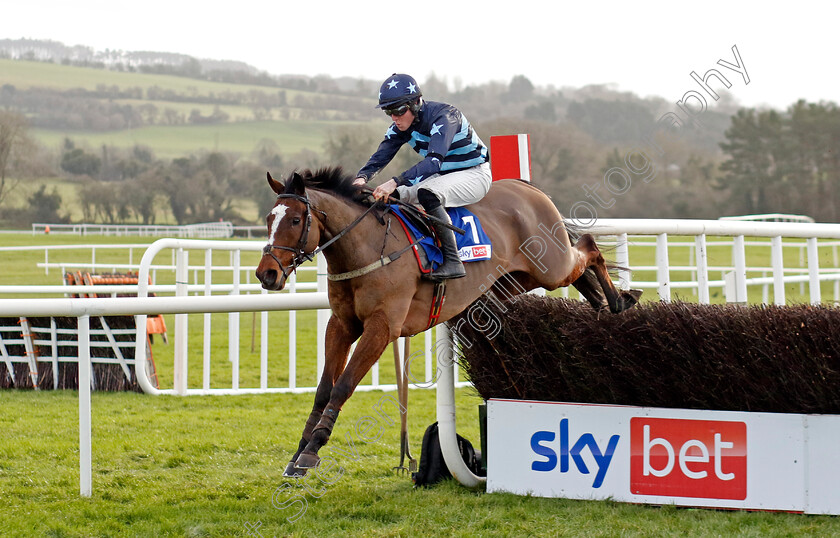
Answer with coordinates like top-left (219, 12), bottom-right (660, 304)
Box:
top-left (2, 389), bottom-right (838, 537)
top-left (32, 118), bottom-right (371, 161)
top-left (2, 233), bottom-right (840, 535)
top-left (111, 98), bottom-right (261, 123)
top-left (0, 59), bottom-right (346, 103)
top-left (107, 98), bottom-right (356, 124)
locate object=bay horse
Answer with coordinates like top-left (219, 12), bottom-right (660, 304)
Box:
top-left (255, 167), bottom-right (641, 477)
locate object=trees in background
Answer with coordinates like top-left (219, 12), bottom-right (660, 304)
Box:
top-left (61, 147), bottom-right (101, 177)
top-left (718, 109), bottom-right (784, 215)
top-left (717, 101), bottom-right (840, 222)
top-left (162, 152), bottom-right (246, 224)
top-left (477, 117), bottom-right (600, 194)
top-left (27, 185), bottom-right (66, 223)
top-left (0, 109), bottom-right (31, 205)
top-left (566, 98), bottom-right (656, 144)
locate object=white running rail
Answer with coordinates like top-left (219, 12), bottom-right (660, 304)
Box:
top-left (590, 218), bottom-right (840, 305)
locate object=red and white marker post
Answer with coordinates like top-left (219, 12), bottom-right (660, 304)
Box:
top-left (490, 134), bottom-right (531, 182)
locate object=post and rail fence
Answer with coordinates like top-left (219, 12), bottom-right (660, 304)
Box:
top-left (4, 219), bottom-right (840, 493)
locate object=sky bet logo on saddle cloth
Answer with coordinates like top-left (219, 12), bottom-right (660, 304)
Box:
top-left (450, 209), bottom-right (492, 262)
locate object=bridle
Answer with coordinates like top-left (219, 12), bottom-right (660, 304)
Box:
top-left (262, 192), bottom-right (381, 282)
top-left (262, 193), bottom-right (321, 283)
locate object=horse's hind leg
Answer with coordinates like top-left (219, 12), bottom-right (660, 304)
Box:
top-left (284, 315), bottom-right (358, 478)
top-left (576, 234), bottom-right (642, 314)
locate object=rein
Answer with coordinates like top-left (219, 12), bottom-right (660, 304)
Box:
top-left (263, 192), bottom-right (417, 282)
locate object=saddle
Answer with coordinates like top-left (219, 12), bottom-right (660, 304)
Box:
top-left (392, 204), bottom-right (433, 238)
top-left (353, 189), bottom-right (491, 272)
top-left (354, 189), bottom-right (456, 238)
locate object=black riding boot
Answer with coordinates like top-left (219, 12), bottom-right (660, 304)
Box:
top-left (424, 205), bottom-right (466, 281)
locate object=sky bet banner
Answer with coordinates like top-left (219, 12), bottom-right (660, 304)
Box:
top-left (487, 399), bottom-right (840, 514)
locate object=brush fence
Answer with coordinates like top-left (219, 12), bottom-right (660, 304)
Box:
top-left (474, 216), bottom-right (840, 511)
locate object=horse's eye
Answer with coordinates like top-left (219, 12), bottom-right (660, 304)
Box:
top-left (292, 217), bottom-right (302, 226)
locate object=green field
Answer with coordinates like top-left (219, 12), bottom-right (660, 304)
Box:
top-left (0, 59), bottom-right (346, 103)
top-left (3, 58), bottom-right (375, 159)
top-left (5, 389), bottom-right (840, 538)
top-left (2, 233), bottom-right (840, 536)
top-left (3, 176), bottom-right (85, 220)
top-left (2, 179), bottom-right (262, 229)
top-left (32, 118), bottom-right (370, 161)
top-left (2, 58), bottom-right (384, 229)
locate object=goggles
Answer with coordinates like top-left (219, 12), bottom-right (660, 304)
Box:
top-left (383, 103), bottom-right (411, 117)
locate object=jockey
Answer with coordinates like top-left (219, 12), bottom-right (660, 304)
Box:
top-left (353, 73), bottom-right (491, 281)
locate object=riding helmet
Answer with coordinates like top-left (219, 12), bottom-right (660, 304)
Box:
top-left (377, 73), bottom-right (422, 109)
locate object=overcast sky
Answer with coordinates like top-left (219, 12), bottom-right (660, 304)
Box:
top-left (2, 1), bottom-right (836, 111)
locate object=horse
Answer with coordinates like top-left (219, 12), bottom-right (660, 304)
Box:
top-left (255, 167), bottom-right (641, 477)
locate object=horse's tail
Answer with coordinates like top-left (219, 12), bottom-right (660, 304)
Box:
top-left (562, 219), bottom-right (585, 243)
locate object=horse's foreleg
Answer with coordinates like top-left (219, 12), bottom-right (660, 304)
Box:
top-left (284, 315), bottom-right (357, 478)
top-left (576, 234), bottom-right (642, 314)
top-left (571, 267), bottom-right (609, 311)
top-left (294, 310), bottom-right (395, 470)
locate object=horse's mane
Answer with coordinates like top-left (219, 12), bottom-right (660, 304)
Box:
top-left (284, 166), bottom-right (365, 203)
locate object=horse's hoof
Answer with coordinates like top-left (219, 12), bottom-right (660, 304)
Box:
top-left (617, 289), bottom-right (643, 312)
top-left (294, 452), bottom-right (320, 469)
top-left (283, 461), bottom-right (308, 478)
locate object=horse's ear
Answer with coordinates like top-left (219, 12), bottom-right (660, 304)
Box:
top-left (266, 172), bottom-right (284, 195)
top-left (286, 171), bottom-right (305, 196)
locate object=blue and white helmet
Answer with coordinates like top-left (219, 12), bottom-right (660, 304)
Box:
top-left (376, 73), bottom-right (422, 109)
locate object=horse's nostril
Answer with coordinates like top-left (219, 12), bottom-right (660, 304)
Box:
top-left (260, 269), bottom-right (277, 288)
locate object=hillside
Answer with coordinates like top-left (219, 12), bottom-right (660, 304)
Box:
top-left (0, 37), bottom-right (261, 76)
top-left (0, 57), bottom-right (376, 157)
top-left (29, 120), bottom-right (358, 160)
top-left (6, 40), bottom-right (825, 228)
top-left (0, 55), bottom-right (736, 227)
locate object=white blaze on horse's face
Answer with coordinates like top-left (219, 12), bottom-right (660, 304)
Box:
top-left (268, 204), bottom-right (288, 246)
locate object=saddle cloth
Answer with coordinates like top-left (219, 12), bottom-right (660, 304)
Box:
top-left (389, 205), bottom-right (493, 273)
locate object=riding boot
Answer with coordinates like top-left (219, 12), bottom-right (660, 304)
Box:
top-left (424, 206), bottom-right (466, 281)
